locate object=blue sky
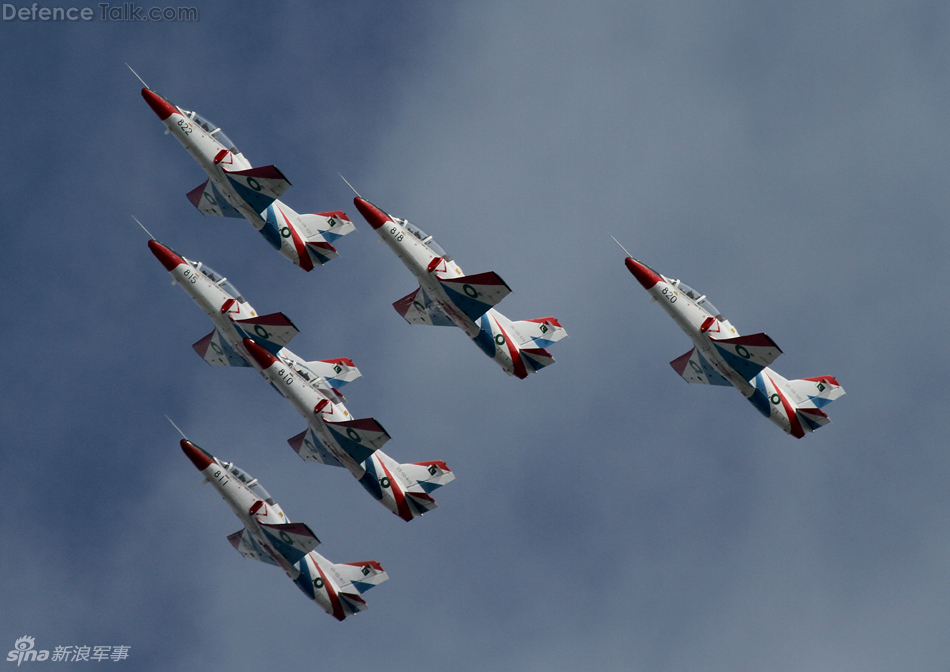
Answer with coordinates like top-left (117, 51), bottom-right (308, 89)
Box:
top-left (2, 1), bottom-right (949, 670)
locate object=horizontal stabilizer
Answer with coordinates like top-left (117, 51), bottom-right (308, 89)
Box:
top-left (510, 317), bottom-right (568, 348)
top-left (520, 347), bottom-right (556, 374)
top-left (710, 333), bottom-right (782, 382)
top-left (259, 522), bottom-right (321, 566)
top-left (393, 286), bottom-right (454, 327)
top-left (223, 165), bottom-right (291, 214)
top-left (332, 561), bottom-right (389, 594)
top-left (298, 211), bottom-right (356, 243)
top-left (400, 461), bottom-right (456, 493)
top-left (437, 271), bottom-right (512, 323)
top-left (227, 528), bottom-right (278, 565)
top-left (193, 329), bottom-right (250, 367)
top-left (325, 418), bottom-right (391, 465)
top-left (233, 312), bottom-right (299, 353)
top-left (186, 179), bottom-right (242, 218)
top-left (288, 428), bottom-right (344, 468)
top-left (300, 358), bottom-right (362, 388)
top-left (670, 347), bottom-right (731, 386)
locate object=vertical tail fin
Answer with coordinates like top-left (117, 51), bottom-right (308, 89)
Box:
top-left (786, 376), bottom-right (845, 432)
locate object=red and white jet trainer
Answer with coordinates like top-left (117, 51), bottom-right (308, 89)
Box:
top-left (180, 438), bottom-right (388, 620)
top-left (140, 86), bottom-right (354, 270)
top-left (149, 238), bottom-right (455, 520)
top-left (353, 197), bottom-right (567, 379)
top-left (622, 251), bottom-right (845, 438)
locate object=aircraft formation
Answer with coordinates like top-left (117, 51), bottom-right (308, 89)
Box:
top-left (136, 76), bottom-right (845, 619)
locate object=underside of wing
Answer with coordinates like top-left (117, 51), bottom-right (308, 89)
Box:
top-left (223, 165), bottom-right (291, 214)
top-left (709, 333), bottom-right (782, 382)
top-left (393, 287), bottom-right (455, 327)
top-left (227, 528), bottom-right (278, 565)
top-left (670, 347), bottom-right (731, 386)
top-left (437, 271), bottom-right (512, 323)
top-left (233, 312), bottom-right (299, 353)
top-left (186, 179), bottom-right (243, 218)
top-left (288, 427), bottom-right (344, 468)
top-left (193, 329), bottom-right (250, 367)
top-left (259, 522), bottom-right (321, 567)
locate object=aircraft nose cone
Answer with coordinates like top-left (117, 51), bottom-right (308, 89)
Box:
top-left (148, 239), bottom-right (185, 271)
top-left (353, 197), bottom-right (391, 231)
top-left (624, 257), bottom-right (662, 290)
top-left (141, 88), bottom-right (178, 121)
top-left (242, 338), bottom-right (278, 369)
top-left (181, 439), bottom-right (214, 471)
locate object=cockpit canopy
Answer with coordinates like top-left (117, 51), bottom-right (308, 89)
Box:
top-left (395, 217), bottom-right (450, 260)
top-left (187, 259), bottom-right (246, 303)
top-left (221, 462), bottom-right (275, 505)
top-left (180, 109), bottom-right (240, 155)
top-left (671, 279), bottom-right (722, 318)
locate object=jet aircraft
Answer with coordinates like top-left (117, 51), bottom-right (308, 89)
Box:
top-left (353, 197), bottom-right (567, 379)
top-left (180, 437), bottom-right (388, 620)
top-left (140, 86), bottom-right (354, 270)
top-left (621, 250), bottom-right (845, 438)
top-left (149, 238), bottom-right (455, 520)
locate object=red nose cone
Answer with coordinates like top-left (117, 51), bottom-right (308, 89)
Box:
top-left (181, 439), bottom-right (214, 471)
top-left (148, 240), bottom-right (185, 271)
top-left (243, 338), bottom-right (278, 370)
top-left (353, 197), bottom-right (391, 231)
top-left (624, 257), bottom-right (663, 290)
top-left (141, 88), bottom-right (179, 121)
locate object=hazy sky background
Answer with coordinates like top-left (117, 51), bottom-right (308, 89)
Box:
top-left (2, 2), bottom-right (949, 670)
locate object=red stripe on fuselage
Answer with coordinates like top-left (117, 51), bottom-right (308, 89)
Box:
top-left (378, 459), bottom-right (412, 522)
top-left (278, 207), bottom-right (313, 272)
top-left (313, 563), bottom-right (346, 621)
top-left (768, 375), bottom-right (805, 438)
top-left (493, 316), bottom-right (527, 379)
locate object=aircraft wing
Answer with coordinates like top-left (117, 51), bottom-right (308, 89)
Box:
top-left (325, 418), bottom-right (391, 465)
top-left (709, 333), bottom-right (783, 382)
top-left (287, 427), bottom-right (344, 468)
top-left (186, 179), bottom-right (243, 218)
top-left (193, 329), bottom-right (251, 367)
top-left (227, 528), bottom-right (278, 565)
top-left (259, 522), bottom-right (321, 567)
top-left (223, 165), bottom-right (291, 214)
top-left (437, 271), bottom-right (512, 323)
top-left (670, 347), bottom-right (731, 386)
top-left (393, 287), bottom-right (455, 327)
top-left (233, 312), bottom-right (299, 353)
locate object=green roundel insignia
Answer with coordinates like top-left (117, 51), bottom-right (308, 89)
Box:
top-left (463, 284), bottom-right (478, 298)
top-left (313, 577), bottom-right (324, 589)
top-left (280, 226), bottom-right (291, 238)
top-left (210, 341), bottom-right (223, 355)
top-left (735, 345), bottom-right (752, 359)
top-left (494, 334), bottom-right (505, 346)
top-left (279, 530), bottom-right (293, 544)
top-left (689, 360), bottom-right (702, 374)
top-left (379, 477), bottom-right (391, 488)
top-left (770, 393), bottom-right (780, 405)
top-left (346, 427), bottom-right (362, 443)
top-left (247, 176), bottom-right (263, 192)
top-left (254, 324), bottom-right (271, 340)
top-left (413, 301), bottom-right (425, 311)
